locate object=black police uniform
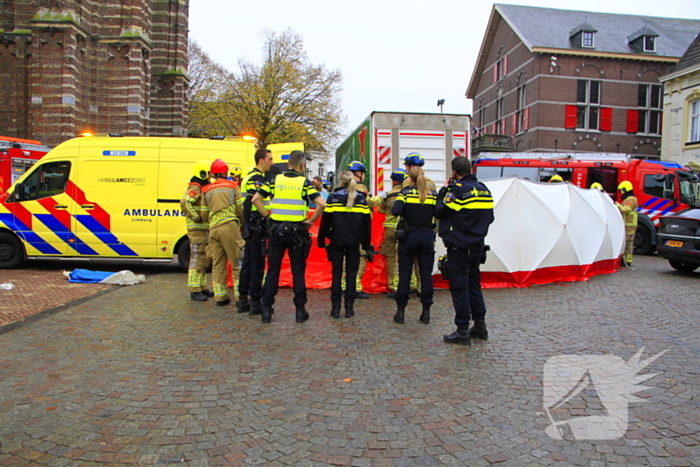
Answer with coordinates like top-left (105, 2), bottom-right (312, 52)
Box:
top-left (391, 184), bottom-right (437, 317)
top-left (436, 174), bottom-right (494, 329)
top-left (238, 167), bottom-right (267, 314)
top-left (257, 170), bottom-right (320, 317)
top-left (317, 187), bottom-right (371, 317)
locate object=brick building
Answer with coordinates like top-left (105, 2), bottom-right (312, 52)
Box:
top-left (0, 0), bottom-right (188, 148)
top-left (467, 4), bottom-right (700, 157)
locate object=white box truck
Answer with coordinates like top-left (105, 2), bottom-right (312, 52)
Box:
top-left (335, 112), bottom-right (471, 195)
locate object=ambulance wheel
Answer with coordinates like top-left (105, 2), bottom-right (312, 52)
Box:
top-left (669, 260), bottom-right (699, 273)
top-left (633, 225), bottom-right (653, 255)
top-left (0, 232), bottom-right (25, 269)
top-left (177, 239), bottom-right (190, 272)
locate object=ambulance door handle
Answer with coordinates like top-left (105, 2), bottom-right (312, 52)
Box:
top-left (54, 205), bottom-right (68, 210)
top-left (81, 204), bottom-right (95, 210)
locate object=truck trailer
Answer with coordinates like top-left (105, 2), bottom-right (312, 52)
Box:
top-left (335, 112), bottom-right (471, 195)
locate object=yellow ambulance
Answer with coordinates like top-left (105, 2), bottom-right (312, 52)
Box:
top-left (0, 135), bottom-right (302, 270)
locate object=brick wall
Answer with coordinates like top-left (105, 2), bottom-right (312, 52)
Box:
top-left (0, 0), bottom-right (188, 147)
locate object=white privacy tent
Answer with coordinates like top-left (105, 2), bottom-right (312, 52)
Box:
top-left (434, 177), bottom-right (626, 288)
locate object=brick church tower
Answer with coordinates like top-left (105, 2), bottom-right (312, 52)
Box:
top-left (0, 0), bottom-right (188, 147)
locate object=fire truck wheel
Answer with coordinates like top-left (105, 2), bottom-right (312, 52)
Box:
top-left (633, 225), bottom-right (654, 255)
top-left (0, 232), bottom-right (25, 269)
top-left (177, 239), bottom-right (190, 272)
top-left (669, 260), bottom-right (699, 273)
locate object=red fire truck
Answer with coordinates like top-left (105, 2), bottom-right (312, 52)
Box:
top-left (0, 136), bottom-right (50, 194)
top-left (474, 153), bottom-right (700, 255)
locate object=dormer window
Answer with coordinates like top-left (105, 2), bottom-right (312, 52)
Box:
top-left (644, 35), bottom-right (656, 52)
top-left (627, 26), bottom-right (659, 53)
top-left (570, 22), bottom-right (597, 49)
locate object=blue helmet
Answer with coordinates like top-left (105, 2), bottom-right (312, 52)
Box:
top-left (404, 152), bottom-right (424, 166)
top-left (322, 179), bottom-right (331, 191)
top-left (347, 160), bottom-right (367, 172)
top-left (390, 168), bottom-right (408, 182)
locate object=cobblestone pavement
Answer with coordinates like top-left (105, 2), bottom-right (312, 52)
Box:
top-left (0, 255), bottom-right (698, 467)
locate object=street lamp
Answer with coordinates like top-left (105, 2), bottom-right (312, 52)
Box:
top-left (437, 99), bottom-right (445, 113)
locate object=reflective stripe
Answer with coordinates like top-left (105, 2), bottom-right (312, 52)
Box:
top-left (270, 174), bottom-right (307, 221)
top-left (445, 197), bottom-right (495, 211)
top-left (325, 203), bottom-right (370, 214)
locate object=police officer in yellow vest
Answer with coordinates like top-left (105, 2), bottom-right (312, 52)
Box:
top-left (238, 149), bottom-right (273, 315)
top-left (615, 181), bottom-right (638, 269)
top-left (346, 160), bottom-right (380, 298)
top-left (181, 160), bottom-right (213, 301)
top-left (252, 150), bottom-right (326, 323)
top-left (202, 159), bottom-right (245, 306)
top-left (378, 168), bottom-right (407, 299)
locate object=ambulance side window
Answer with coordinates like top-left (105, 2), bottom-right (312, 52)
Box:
top-left (11, 161), bottom-right (71, 202)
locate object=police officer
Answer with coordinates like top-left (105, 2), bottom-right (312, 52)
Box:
top-left (402, 152), bottom-right (437, 191)
top-left (436, 157), bottom-right (494, 345)
top-left (616, 181), bottom-right (638, 269)
top-left (238, 148), bottom-right (273, 315)
top-left (378, 168), bottom-right (407, 299)
top-left (391, 167), bottom-right (437, 325)
top-left (318, 170), bottom-right (372, 318)
top-left (252, 150), bottom-right (326, 323)
top-left (181, 160), bottom-right (213, 301)
top-left (202, 159), bottom-right (245, 306)
top-left (346, 161), bottom-right (380, 299)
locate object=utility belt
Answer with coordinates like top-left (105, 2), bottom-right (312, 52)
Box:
top-left (267, 219), bottom-right (311, 258)
top-left (247, 212), bottom-right (268, 236)
top-left (443, 242), bottom-right (491, 265)
top-left (396, 218), bottom-right (435, 242)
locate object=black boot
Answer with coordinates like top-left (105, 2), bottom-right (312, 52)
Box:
top-left (444, 326), bottom-right (471, 345)
top-left (190, 292), bottom-right (208, 302)
top-left (249, 298), bottom-right (262, 316)
top-left (261, 304), bottom-right (273, 323)
top-left (330, 300), bottom-right (341, 319)
top-left (237, 294), bottom-right (250, 314)
top-left (419, 304), bottom-right (430, 324)
top-left (345, 299), bottom-right (354, 318)
top-left (201, 289), bottom-right (215, 298)
top-left (469, 319), bottom-right (489, 340)
top-left (296, 307), bottom-right (309, 323)
top-left (215, 297), bottom-right (231, 307)
top-left (393, 306), bottom-right (405, 324)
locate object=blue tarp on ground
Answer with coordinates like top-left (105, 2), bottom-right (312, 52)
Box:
top-left (68, 269), bottom-right (115, 283)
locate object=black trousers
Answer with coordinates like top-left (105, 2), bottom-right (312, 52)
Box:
top-left (262, 233), bottom-right (307, 308)
top-left (447, 246), bottom-right (486, 327)
top-left (238, 233), bottom-right (265, 300)
top-left (327, 244), bottom-right (360, 302)
top-left (396, 228), bottom-right (435, 308)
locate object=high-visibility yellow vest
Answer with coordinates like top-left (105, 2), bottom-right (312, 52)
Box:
top-left (270, 174), bottom-right (307, 222)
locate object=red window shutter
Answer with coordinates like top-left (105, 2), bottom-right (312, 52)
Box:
top-left (493, 65), bottom-right (498, 83)
top-left (500, 119), bottom-right (506, 135)
top-left (626, 109), bottom-right (639, 133)
top-left (503, 55), bottom-right (508, 76)
top-left (491, 123), bottom-right (496, 134)
top-left (600, 107), bottom-right (612, 132)
top-left (511, 114), bottom-right (517, 135)
top-left (659, 112), bottom-right (663, 135)
top-left (523, 107), bottom-right (529, 130)
top-left (565, 105), bottom-right (577, 129)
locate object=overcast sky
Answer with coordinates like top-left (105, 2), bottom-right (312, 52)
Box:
top-left (189, 0), bottom-right (700, 141)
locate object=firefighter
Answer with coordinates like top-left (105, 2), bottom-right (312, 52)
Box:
top-left (318, 170), bottom-right (372, 318)
top-left (436, 157), bottom-right (495, 345)
top-left (181, 160), bottom-right (213, 301)
top-left (615, 180), bottom-right (638, 269)
top-left (230, 165), bottom-right (243, 184)
top-left (252, 150), bottom-right (326, 323)
top-left (549, 174), bottom-right (564, 183)
top-left (238, 148), bottom-right (273, 315)
top-left (346, 160), bottom-right (380, 299)
top-left (378, 168), bottom-right (407, 299)
top-left (590, 182), bottom-right (604, 191)
top-left (391, 166), bottom-right (438, 325)
top-left (202, 159), bottom-right (245, 306)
